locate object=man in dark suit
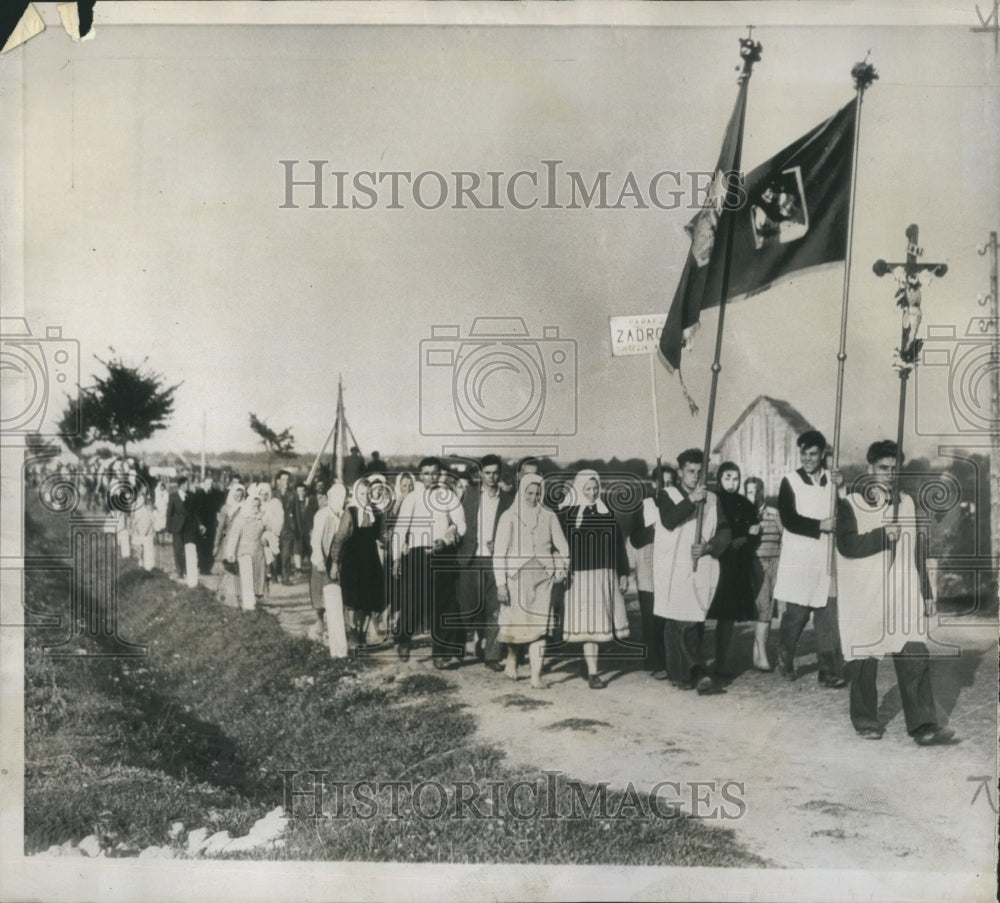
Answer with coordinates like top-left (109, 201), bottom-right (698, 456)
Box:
top-left (456, 454), bottom-right (513, 669)
top-left (165, 476), bottom-right (204, 580)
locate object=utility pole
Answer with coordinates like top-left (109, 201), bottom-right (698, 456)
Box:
top-left (979, 231), bottom-right (999, 598)
top-left (200, 409), bottom-right (207, 481)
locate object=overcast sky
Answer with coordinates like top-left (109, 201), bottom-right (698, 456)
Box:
top-left (10, 15), bottom-right (999, 466)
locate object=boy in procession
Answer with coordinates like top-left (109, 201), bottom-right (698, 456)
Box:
top-left (653, 448), bottom-right (731, 695)
top-left (773, 430), bottom-right (847, 688)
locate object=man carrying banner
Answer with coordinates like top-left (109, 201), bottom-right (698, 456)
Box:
top-left (835, 440), bottom-right (956, 745)
top-left (774, 429), bottom-right (847, 687)
top-left (653, 448), bottom-right (730, 694)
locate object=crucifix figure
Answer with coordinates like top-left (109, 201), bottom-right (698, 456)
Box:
top-left (872, 224), bottom-right (948, 520)
top-left (873, 223), bottom-right (948, 367)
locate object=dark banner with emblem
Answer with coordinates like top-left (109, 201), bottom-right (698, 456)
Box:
top-left (660, 99), bottom-right (855, 373)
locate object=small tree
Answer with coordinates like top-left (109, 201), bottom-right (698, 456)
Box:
top-left (249, 412), bottom-right (296, 480)
top-left (80, 351), bottom-right (182, 458)
top-left (56, 393), bottom-right (98, 457)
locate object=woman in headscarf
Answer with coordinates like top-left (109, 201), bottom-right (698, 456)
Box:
top-left (258, 482), bottom-right (285, 583)
top-left (341, 477), bottom-right (386, 645)
top-left (307, 483), bottom-right (351, 639)
top-left (557, 470), bottom-right (630, 689)
top-left (744, 476), bottom-right (783, 671)
top-left (706, 462), bottom-right (760, 676)
top-left (493, 473), bottom-right (569, 688)
top-left (153, 477), bottom-right (169, 543)
top-left (214, 481), bottom-right (246, 607)
top-left (224, 487), bottom-right (268, 609)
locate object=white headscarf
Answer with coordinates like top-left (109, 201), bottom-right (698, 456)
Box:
top-left (394, 472), bottom-right (415, 499)
top-left (327, 482), bottom-right (347, 514)
top-left (224, 482), bottom-right (246, 513)
top-left (237, 487), bottom-right (263, 519)
top-left (565, 469), bottom-right (610, 526)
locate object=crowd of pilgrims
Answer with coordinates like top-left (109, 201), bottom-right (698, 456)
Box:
top-left (64, 443), bottom-right (796, 696)
top-left (30, 432), bottom-right (959, 744)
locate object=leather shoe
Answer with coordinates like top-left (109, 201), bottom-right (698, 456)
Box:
top-left (588, 675), bottom-right (607, 690)
top-left (856, 727), bottom-right (884, 740)
top-left (396, 644), bottom-right (411, 662)
top-left (696, 675), bottom-right (720, 695)
top-left (913, 725), bottom-right (957, 746)
top-left (485, 661), bottom-right (505, 673)
top-left (776, 654), bottom-right (796, 681)
top-left (819, 674), bottom-right (847, 689)
top-left (651, 670), bottom-right (670, 681)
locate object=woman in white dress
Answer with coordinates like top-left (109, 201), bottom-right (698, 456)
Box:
top-left (493, 474), bottom-right (569, 689)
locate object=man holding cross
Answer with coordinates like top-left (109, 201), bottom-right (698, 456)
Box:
top-left (835, 439), bottom-right (956, 745)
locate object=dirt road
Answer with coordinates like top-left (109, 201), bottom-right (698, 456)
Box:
top-left (213, 566), bottom-right (998, 873)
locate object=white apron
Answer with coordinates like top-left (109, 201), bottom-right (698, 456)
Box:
top-left (837, 492), bottom-right (935, 661)
top-left (773, 470), bottom-right (833, 608)
top-left (652, 487), bottom-right (720, 622)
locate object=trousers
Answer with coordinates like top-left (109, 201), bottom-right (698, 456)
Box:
top-left (846, 642), bottom-right (939, 734)
top-left (663, 619), bottom-right (708, 686)
top-left (638, 590), bottom-right (666, 671)
top-left (457, 558), bottom-right (501, 662)
top-left (778, 597), bottom-right (845, 678)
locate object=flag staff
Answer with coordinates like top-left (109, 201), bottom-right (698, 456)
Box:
top-left (649, 352), bottom-right (663, 487)
top-left (826, 57), bottom-right (878, 572)
top-left (692, 31), bottom-right (762, 570)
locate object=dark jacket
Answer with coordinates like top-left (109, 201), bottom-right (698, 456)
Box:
top-left (166, 490), bottom-right (202, 543)
top-left (559, 504), bottom-right (630, 577)
top-left (457, 486), bottom-right (513, 565)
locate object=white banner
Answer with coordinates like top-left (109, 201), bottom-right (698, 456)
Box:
top-left (609, 314), bottom-right (668, 357)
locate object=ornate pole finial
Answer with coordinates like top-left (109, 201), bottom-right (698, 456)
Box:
top-left (851, 54), bottom-right (878, 92)
top-left (737, 31), bottom-right (763, 83)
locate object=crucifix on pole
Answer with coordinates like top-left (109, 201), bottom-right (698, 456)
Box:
top-left (872, 223), bottom-right (948, 519)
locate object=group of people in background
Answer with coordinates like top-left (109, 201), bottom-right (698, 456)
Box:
top-left (35, 430), bottom-right (957, 746)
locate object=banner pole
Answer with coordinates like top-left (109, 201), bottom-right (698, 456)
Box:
top-left (649, 351), bottom-right (663, 486)
top-left (693, 33), bottom-right (760, 571)
top-left (827, 58), bottom-right (877, 572)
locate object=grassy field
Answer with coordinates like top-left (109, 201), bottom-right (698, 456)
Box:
top-left (23, 502), bottom-right (766, 866)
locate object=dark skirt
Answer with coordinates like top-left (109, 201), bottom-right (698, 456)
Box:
top-left (707, 548), bottom-right (758, 621)
top-left (340, 524), bottom-right (386, 613)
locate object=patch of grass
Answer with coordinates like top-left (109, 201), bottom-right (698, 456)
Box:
top-left (394, 673), bottom-right (451, 697)
top-left (23, 502), bottom-right (767, 866)
top-left (544, 718), bottom-right (613, 732)
top-left (495, 694), bottom-right (553, 709)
